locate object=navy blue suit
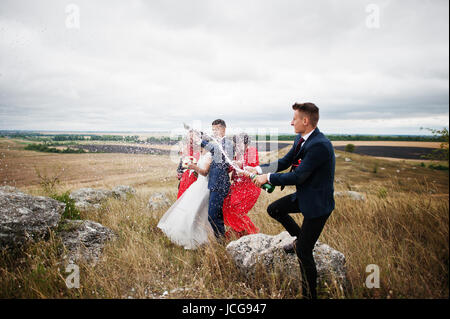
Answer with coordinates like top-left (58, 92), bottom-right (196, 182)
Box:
top-left (260, 127), bottom-right (335, 299)
top-left (202, 138), bottom-right (234, 238)
top-left (260, 127), bottom-right (335, 219)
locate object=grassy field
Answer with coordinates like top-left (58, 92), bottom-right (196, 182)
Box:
top-left (0, 137), bottom-right (448, 299)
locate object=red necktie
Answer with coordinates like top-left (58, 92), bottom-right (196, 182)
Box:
top-left (294, 137), bottom-right (305, 155)
top-left (290, 137), bottom-right (304, 171)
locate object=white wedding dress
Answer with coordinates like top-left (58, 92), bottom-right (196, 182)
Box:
top-left (157, 152), bottom-right (214, 249)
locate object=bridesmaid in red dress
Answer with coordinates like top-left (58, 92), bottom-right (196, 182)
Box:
top-left (223, 133), bottom-right (261, 239)
top-left (177, 131), bottom-right (201, 199)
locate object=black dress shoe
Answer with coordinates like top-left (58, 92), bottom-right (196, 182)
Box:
top-left (283, 239), bottom-right (297, 254)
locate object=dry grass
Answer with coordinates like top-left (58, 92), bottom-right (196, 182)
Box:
top-left (0, 138), bottom-right (448, 299)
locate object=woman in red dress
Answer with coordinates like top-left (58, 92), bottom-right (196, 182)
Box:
top-left (177, 131), bottom-right (201, 199)
top-left (223, 133), bottom-right (261, 239)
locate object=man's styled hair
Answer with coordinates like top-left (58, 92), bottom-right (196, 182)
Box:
top-left (212, 119), bottom-right (226, 128)
top-left (292, 102), bottom-right (319, 127)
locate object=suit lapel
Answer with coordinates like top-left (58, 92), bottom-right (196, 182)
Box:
top-left (297, 128), bottom-right (320, 159)
top-left (293, 134), bottom-right (302, 159)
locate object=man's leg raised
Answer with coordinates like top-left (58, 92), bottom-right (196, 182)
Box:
top-left (267, 194), bottom-right (302, 237)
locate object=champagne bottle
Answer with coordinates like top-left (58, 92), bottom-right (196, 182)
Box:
top-left (250, 173), bottom-right (275, 193)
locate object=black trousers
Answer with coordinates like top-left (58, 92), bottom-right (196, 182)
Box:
top-left (267, 194), bottom-right (330, 299)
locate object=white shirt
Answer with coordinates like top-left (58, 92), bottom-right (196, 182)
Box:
top-left (255, 128), bottom-right (316, 183)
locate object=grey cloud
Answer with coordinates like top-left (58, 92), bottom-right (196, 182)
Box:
top-left (0, 0), bottom-right (448, 134)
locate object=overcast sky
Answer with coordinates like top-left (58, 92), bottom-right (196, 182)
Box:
top-left (0, 0), bottom-right (448, 135)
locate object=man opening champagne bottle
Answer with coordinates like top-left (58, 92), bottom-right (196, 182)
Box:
top-left (248, 102), bottom-right (335, 299)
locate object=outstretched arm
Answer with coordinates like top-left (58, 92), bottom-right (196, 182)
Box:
top-left (188, 157), bottom-right (212, 177)
top-left (257, 140), bottom-right (297, 174)
top-left (268, 143), bottom-right (331, 186)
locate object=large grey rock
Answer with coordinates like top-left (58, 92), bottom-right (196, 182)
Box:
top-left (69, 188), bottom-right (112, 210)
top-left (334, 191), bottom-right (366, 201)
top-left (226, 231), bottom-right (347, 287)
top-left (112, 185), bottom-right (136, 200)
top-left (148, 192), bottom-right (171, 211)
top-left (59, 220), bottom-right (116, 265)
top-left (69, 185), bottom-right (136, 210)
top-left (0, 188), bottom-right (64, 248)
top-left (0, 186), bottom-right (22, 193)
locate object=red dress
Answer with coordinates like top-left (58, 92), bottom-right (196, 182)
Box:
top-left (177, 151), bottom-right (200, 199)
top-left (223, 146), bottom-right (261, 238)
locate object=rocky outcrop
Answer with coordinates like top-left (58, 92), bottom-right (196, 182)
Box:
top-left (69, 185), bottom-right (136, 210)
top-left (226, 231), bottom-right (347, 287)
top-left (112, 185), bottom-right (136, 200)
top-left (59, 220), bottom-right (116, 265)
top-left (0, 188), bottom-right (65, 248)
top-left (1, 185), bottom-right (116, 265)
top-left (0, 186), bottom-right (23, 193)
top-left (148, 192), bottom-right (171, 211)
top-left (334, 191), bottom-right (366, 201)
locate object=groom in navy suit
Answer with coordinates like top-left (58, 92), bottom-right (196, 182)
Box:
top-left (252, 102), bottom-right (335, 299)
top-left (201, 119), bottom-right (234, 239)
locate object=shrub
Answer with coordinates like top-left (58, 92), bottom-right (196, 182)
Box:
top-left (422, 128), bottom-right (449, 163)
top-left (372, 163), bottom-right (379, 174)
top-left (377, 187), bottom-right (388, 198)
top-left (345, 144), bottom-right (355, 153)
top-left (50, 191), bottom-right (81, 220)
top-left (35, 167), bottom-right (62, 195)
top-left (428, 164), bottom-right (449, 171)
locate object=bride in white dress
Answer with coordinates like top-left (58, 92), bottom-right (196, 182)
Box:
top-left (157, 147), bottom-right (214, 249)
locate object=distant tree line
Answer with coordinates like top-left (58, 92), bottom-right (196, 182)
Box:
top-left (53, 134), bottom-right (85, 141)
top-left (1, 131), bottom-right (447, 143)
top-left (24, 143), bottom-right (86, 153)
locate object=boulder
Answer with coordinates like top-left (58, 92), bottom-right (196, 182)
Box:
top-left (59, 220), bottom-right (116, 265)
top-left (112, 185), bottom-right (136, 200)
top-left (69, 188), bottom-right (112, 210)
top-left (0, 188), bottom-right (64, 248)
top-left (0, 186), bottom-right (22, 193)
top-left (334, 191), bottom-right (366, 201)
top-left (148, 192), bottom-right (171, 211)
top-left (69, 185), bottom-right (136, 210)
top-left (226, 231), bottom-right (346, 287)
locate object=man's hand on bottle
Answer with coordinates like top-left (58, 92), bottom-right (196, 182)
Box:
top-left (253, 174), bottom-right (269, 187)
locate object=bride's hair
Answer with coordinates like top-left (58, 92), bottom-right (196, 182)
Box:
top-left (200, 136), bottom-right (211, 148)
top-left (233, 133), bottom-right (250, 146)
